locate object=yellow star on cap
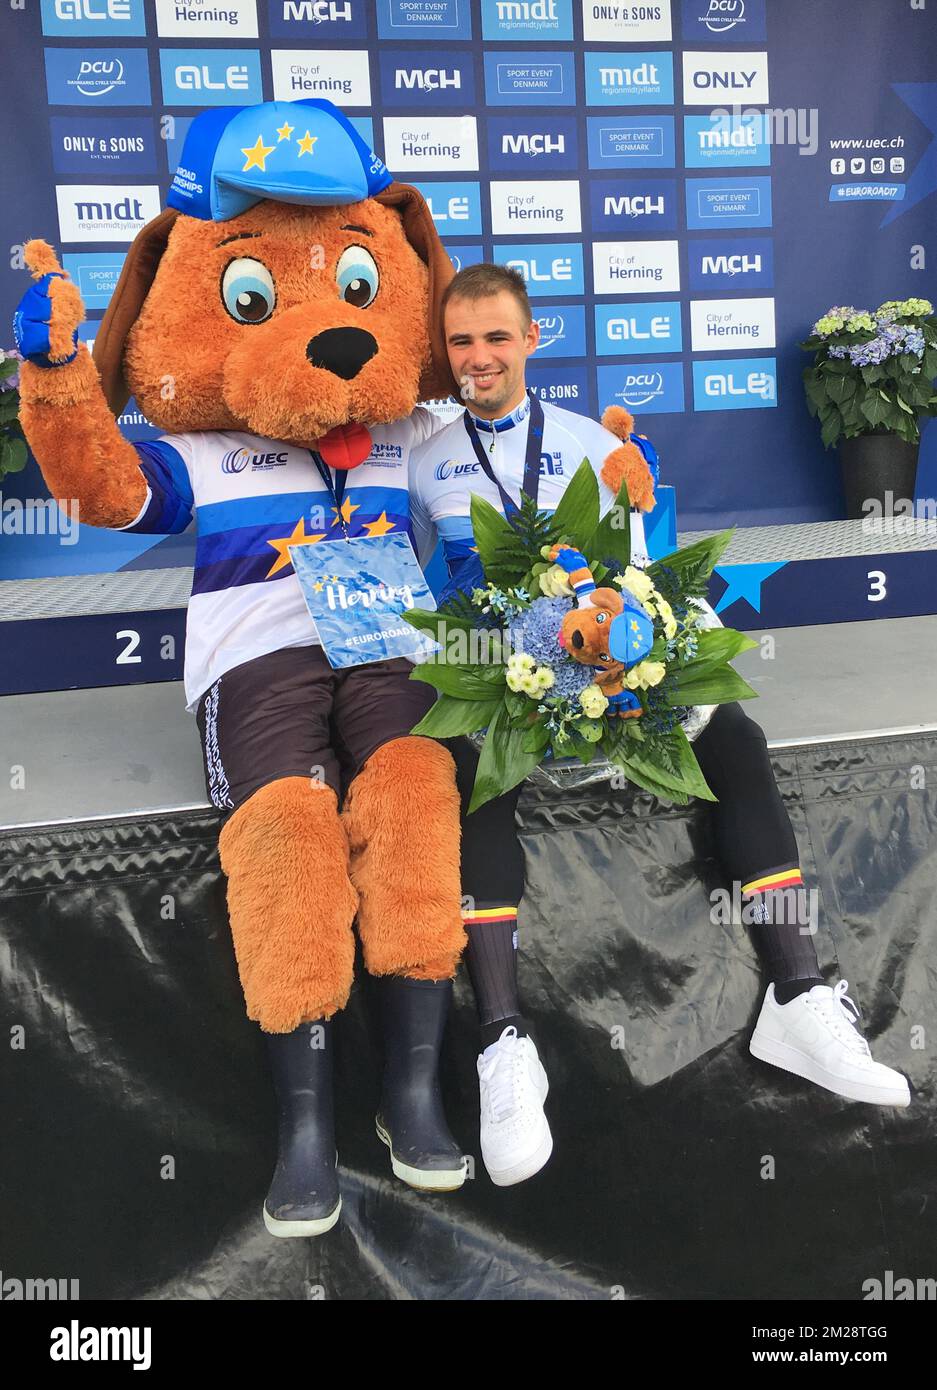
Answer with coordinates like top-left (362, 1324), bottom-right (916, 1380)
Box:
top-left (332, 497), bottom-right (360, 526)
top-left (266, 518), bottom-right (327, 577)
top-left (297, 130), bottom-right (318, 158)
top-left (276, 121), bottom-right (294, 142)
top-left (242, 133), bottom-right (275, 172)
top-left (362, 511), bottom-right (396, 538)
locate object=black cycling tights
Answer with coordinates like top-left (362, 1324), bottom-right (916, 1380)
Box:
top-left (448, 703), bottom-right (822, 1002)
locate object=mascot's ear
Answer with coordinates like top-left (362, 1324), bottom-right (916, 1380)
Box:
top-left (93, 207), bottom-right (179, 417)
top-left (590, 587), bottom-right (624, 614)
top-left (374, 181), bottom-right (458, 403)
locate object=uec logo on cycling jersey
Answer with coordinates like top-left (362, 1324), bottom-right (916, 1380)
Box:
top-left (222, 448), bottom-right (290, 474)
top-left (434, 459), bottom-right (480, 482)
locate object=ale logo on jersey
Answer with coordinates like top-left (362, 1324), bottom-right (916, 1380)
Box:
top-left (686, 177), bottom-right (773, 229)
top-left (378, 0), bottom-right (471, 39)
top-left (481, 0), bottom-right (573, 41)
top-left (583, 0), bottom-right (672, 41)
top-left (160, 49), bottom-right (263, 104)
top-left (41, 0), bottom-right (146, 35)
top-left (412, 182), bottom-right (482, 235)
top-left (683, 52), bottom-right (769, 105)
top-left (688, 237), bottom-right (773, 291)
top-left (595, 302), bottom-right (682, 356)
top-left (155, 0), bottom-right (258, 36)
top-left (56, 184), bottom-right (162, 242)
top-left (593, 241), bottom-right (680, 295)
top-left (45, 48), bottom-right (151, 105)
top-left (597, 361), bottom-right (685, 415)
top-left (692, 356), bottom-right (777, 411)
top-left (379, 51), bottom-right (475, 106)
top-left (681, 0), bottom-right (766, 41)
top-left (533, 304), bottom-right (586, 357)
top-left (589, 178), bottom-right (677, 231)
top-left (690, 297), bottom-right (776, 352)
top-left (383, 118), bottom-right (479, 171)
top-left (490, 181), bottom-right (582, 235)
top-left (493, 242), bottom-right (584, 297)
top-left (267, 0), bottom-right (366, 38)
top-left (483, 51), bottom-right (577, 105)
top-left (271, 49), bottom-right (370, 102)
top-left (587, 116), bottom-right (676, 169)
top-left (684, 114), bottom-right (770, 168)
top-left (487, 116), bottom-right (578, 171)
top-left (50, 116), bottom-right (157, 175)
top-left (585, 51), bottom-right (674, 105)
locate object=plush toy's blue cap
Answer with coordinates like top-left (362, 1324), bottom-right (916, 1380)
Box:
top-left (166, 98), bottom-right (393, 222)
top-left (608, 593), bottom-right (656, 668)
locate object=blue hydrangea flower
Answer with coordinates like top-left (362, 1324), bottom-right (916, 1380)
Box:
top-left (510, 596), bottom-right (593, 699)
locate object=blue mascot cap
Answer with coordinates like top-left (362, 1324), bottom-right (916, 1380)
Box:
top-left (608, 592), bottom-right (656, 668)
top-left (167, 98), bottom-right (393, 222)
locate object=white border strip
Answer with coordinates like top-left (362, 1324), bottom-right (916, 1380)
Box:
top-left (3, 724), bottom-right (937, 832)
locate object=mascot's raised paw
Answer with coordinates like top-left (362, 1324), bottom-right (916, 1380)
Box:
top-left (14, 243), bottom-right (86, 368)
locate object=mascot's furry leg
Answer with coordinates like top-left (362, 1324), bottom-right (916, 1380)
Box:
top-left (342, 736), bottom-right (468, 1190)
top-left (219, 776), bottom-right (359, 1235)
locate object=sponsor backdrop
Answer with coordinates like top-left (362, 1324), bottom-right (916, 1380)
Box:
top-left (2, 0), bottom-right (936, 583)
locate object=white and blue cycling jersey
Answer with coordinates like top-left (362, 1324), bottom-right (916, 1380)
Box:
top-left (118, 408), bottom-right (446, 709)
top-left (409, 395), bottom-right (658, 590)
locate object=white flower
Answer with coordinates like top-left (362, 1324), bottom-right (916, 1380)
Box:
top-left (619, 565), bottom-right (655, 606)
top-left (534, 666), bottom-right (555, 690)
top-left (625, 659), bottom-right (667, 690)
top-left (506, 671), bottom-right (526, 692)
top-left (654, 597), bottom-right (677, 639)
top-left (539, 564), bottom-right (574, 597)
top-left (520, 673), bottom-right (541, 696)
top-left (507, 651), bottom-right (535, 674)
top-left (579, 683), bottom-right (609, 718)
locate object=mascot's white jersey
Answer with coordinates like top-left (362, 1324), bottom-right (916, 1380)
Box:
top-left (118, 408), bottom-right (445, 709)
top-left (409, 395), bottom-right (648, 578)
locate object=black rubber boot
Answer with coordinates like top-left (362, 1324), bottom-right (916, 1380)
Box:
top-left (262, 1020), bottom-right (341, 1237)
top-left (374, 976), bottom-right (467, 1191)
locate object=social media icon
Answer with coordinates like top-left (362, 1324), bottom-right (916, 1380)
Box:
top-left (850, 157), bottom-right (865, 174)
top-left (830, 158), bottom-right (845, 175)
top-left (870, 157), bottom-right (885, 174)
top-left (890, 156), bottom-right (905, 174)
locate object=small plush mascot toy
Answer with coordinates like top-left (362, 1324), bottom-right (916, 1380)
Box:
top-left (13, 99), bottom-right (471, 1237)
top-left (552, 544), bottom-right (655, 716)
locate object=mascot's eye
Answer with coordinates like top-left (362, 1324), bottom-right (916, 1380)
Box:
top-left (600, 653), bottom-right (610, 661)
top-left (221, 258), bottom-right (276, 325)
top-left (336, 245), bottom-right (379, 308)
top-left (596, 612), bottom-right (608, 624)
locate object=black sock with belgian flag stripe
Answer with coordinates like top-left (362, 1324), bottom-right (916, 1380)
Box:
top-left (742, 865), bottom-right (824, 1003)
top-left (462, 904), bottom-right (530, 1050)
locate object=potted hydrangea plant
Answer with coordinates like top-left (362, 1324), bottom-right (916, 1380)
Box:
top-left (799, 298), bottom-right (937, 518)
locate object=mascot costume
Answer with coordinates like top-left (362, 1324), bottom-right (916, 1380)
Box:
top-left (13, 99), bottom-right (470, 1237)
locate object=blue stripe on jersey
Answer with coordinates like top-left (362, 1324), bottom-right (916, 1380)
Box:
top-left (194, 512), bottom-right (412, 567)
top-left (126, 440), bottom-right (194, 534)
top-left (195, 485), bottom-right (411, 537)
top-left (192, 515), bottom-right (415, 594)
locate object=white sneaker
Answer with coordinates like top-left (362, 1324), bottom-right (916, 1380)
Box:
top-left (477, 1026), bottom-right (553, 1186)
top-left (750, 981), bottom-right (911, 1107)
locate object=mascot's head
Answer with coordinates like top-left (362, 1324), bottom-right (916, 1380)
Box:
top-left (93, 99), bottom-right (458, 456)
top-left (559, 588), bottom-right (655, 671)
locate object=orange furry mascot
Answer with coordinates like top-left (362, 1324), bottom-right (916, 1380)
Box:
top-left (13, 99), bottom-right (469, 1236)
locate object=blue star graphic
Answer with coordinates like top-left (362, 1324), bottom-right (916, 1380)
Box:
top-left (714, 562), bottom-right (787, 616)
top-left (881, 83), bottom-right (937, 227)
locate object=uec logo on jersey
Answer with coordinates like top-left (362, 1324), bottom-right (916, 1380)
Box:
top-left (434, 460), bottom-right (480, 482)
top-left (222, 448), bottom-right (289, 473)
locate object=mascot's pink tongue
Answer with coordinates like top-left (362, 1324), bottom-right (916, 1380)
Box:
top-left (314, 422), bottom-right (373, 470)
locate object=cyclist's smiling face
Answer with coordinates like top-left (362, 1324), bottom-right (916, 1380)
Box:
top-left (444, 291), bottom-right (540, 420)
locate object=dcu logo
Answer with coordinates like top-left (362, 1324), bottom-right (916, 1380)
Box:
top-left (222, 448), bottom-right (289, 473)
top-left (681, 0), bottom-right (766, 41)
top-left (45, 49), bottom-right (152, 104)
top-left (434, 460), bottom-right (480, 482)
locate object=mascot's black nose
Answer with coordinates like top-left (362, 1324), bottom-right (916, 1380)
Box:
top-left (571, 629), bottom-right (584, 650)
top-left (306, 328), bottom-right (378, 381)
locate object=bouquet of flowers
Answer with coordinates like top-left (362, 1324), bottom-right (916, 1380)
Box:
top-left (799, 298), bottom-right (937, 448)
top-left (404, 462), bottom-right (758, 812)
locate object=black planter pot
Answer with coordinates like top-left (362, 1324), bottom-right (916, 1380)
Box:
top-left (838, 431), bottom-right (920, 520)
